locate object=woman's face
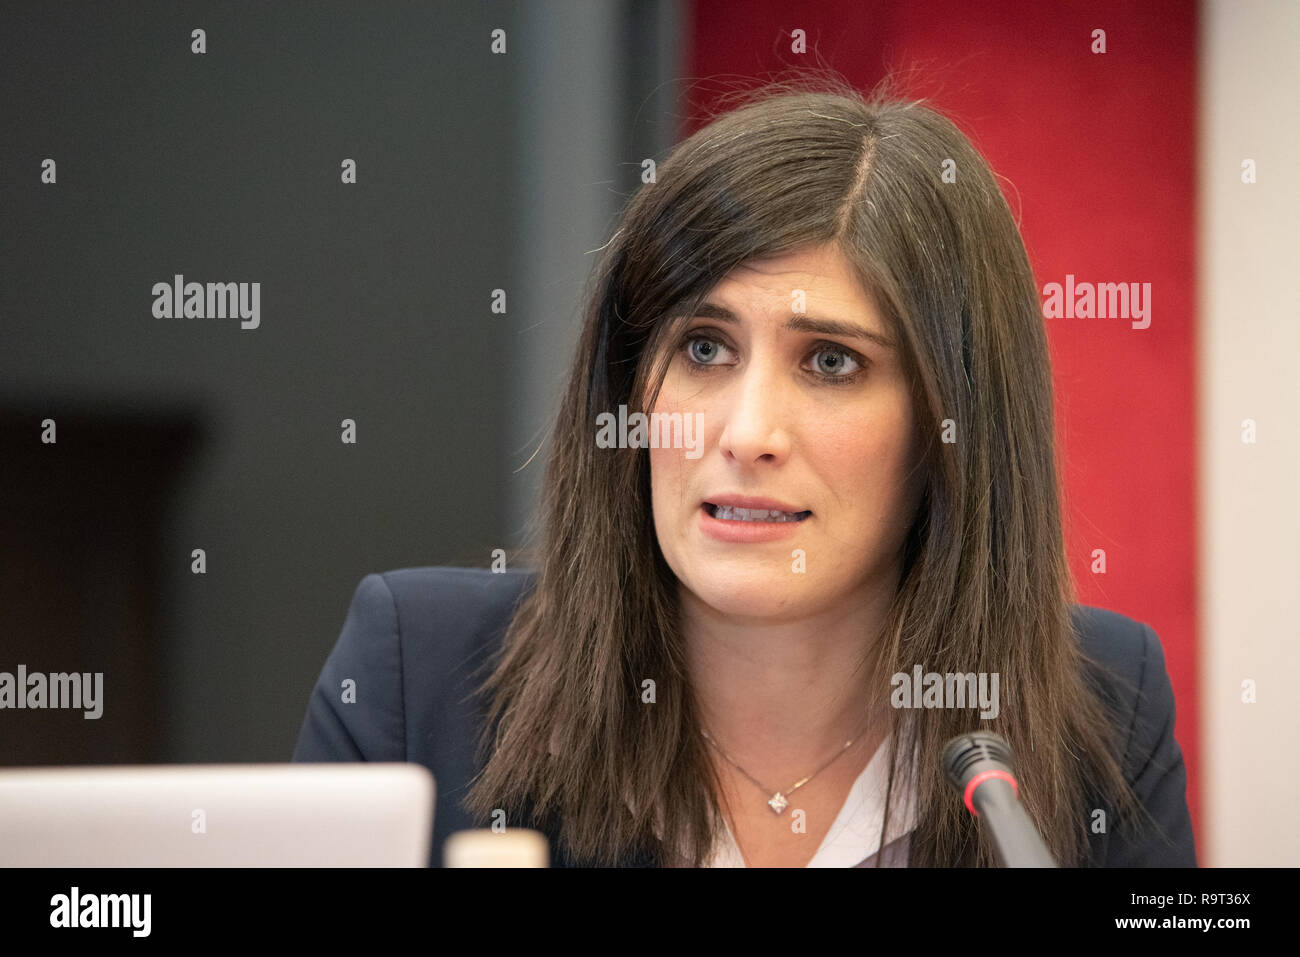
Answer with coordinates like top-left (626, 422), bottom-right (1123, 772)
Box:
top-left (648, 242), bottom-right (925, 623)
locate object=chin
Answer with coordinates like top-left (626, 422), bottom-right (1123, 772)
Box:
top-left (683, 565), bottom-right (810, 620)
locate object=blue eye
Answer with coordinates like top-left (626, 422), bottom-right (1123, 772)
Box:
top-left (685, 337), bottom-right (730, 365)
top-left (677, 331), bottom-right (867, 386)
top-left (808, 346), bottom-right (862, 382)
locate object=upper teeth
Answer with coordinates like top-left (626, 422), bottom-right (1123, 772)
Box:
top-left (712, 505), bottom-right (804, 522)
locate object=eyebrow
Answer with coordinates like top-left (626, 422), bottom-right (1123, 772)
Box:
top-left (685, 301), bottom-right (896, 350)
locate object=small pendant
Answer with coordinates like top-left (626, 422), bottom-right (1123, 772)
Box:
top-left (767, 792), bottom-right (788, 814)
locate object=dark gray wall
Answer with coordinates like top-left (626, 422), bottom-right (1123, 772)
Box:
top-left (0, 0), bottom-right (682, 763)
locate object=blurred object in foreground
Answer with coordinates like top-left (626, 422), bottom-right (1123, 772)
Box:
top-left (443, 827), bottom-right (549, 867)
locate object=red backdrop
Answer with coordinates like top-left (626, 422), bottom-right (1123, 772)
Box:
top-left (685, 0), bottom-right (1201, 850)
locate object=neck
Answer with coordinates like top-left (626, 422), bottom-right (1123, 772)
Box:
top-left (682, 574), bottom-right (897, 785)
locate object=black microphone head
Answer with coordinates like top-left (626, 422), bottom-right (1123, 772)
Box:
top-left (942, 730), bottom-right (1016, 792)
top-left (941, 731), bottom-right (1055, 866)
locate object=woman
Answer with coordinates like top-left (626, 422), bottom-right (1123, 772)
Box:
top-left (293, 77), bottom-right (1196, 868)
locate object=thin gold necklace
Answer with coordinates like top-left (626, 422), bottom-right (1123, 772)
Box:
top-left (701, 722), bottom-right (866, 815)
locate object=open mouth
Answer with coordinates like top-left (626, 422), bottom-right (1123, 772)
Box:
top-left (703, 503), bottom-right (812, 523)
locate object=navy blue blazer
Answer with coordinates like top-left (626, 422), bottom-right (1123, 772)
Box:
top-left (291, 566), bottom-right (1198, 867)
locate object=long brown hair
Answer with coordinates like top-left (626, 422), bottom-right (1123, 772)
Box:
top-left (464, 73), bottom-right (1144, 867)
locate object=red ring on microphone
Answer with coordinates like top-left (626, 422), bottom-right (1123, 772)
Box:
top-left (963, 769), bottom-right (1018, 816)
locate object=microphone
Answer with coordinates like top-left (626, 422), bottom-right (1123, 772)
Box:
top-left (942, 731), bottom-right (1056, 867)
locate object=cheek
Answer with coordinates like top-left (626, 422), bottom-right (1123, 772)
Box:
top-left (651, 367), bottom-right (693, 416)
top-left (649, 442), bottom-right (694, 511)
top-left (650, 376), bottom-right (708, 483)
top-left (648, 445), bottom-right (673, 492)
top-left (808, 399), bottom-right (917, 512)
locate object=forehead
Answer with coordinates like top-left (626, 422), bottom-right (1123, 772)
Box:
top-left (719, 243), bottom-right (867, 293)
top-left (705, 243), bottom-right (882, 316)
top-left (687, 244), bottom-right (893, 348)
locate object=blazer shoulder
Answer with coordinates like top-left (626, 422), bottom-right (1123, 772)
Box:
top-left (1070, 605), bottom-right (1147, 713)
top-left (291, 566), bottom-right (536, 762)
top-left (1069, 605), bottom-right (1172, 775)
top-left (1069, 604), bottom-right (1197, 866)
top-left (292, 566), bottom-right (538, 865)
top-left (378, 565), bottom-right (538, 667)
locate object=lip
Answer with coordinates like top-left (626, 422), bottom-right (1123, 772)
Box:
top-left (702, 494), bottom-right (809, 513)
top-left (698, 501), bottom-right (811, 543)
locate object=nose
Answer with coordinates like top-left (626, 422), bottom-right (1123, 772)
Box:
top-left (717, 351), bottom-right (792, 465)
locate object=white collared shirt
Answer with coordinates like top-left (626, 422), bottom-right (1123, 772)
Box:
top-left (706, 734), bottom-right (917, 867)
